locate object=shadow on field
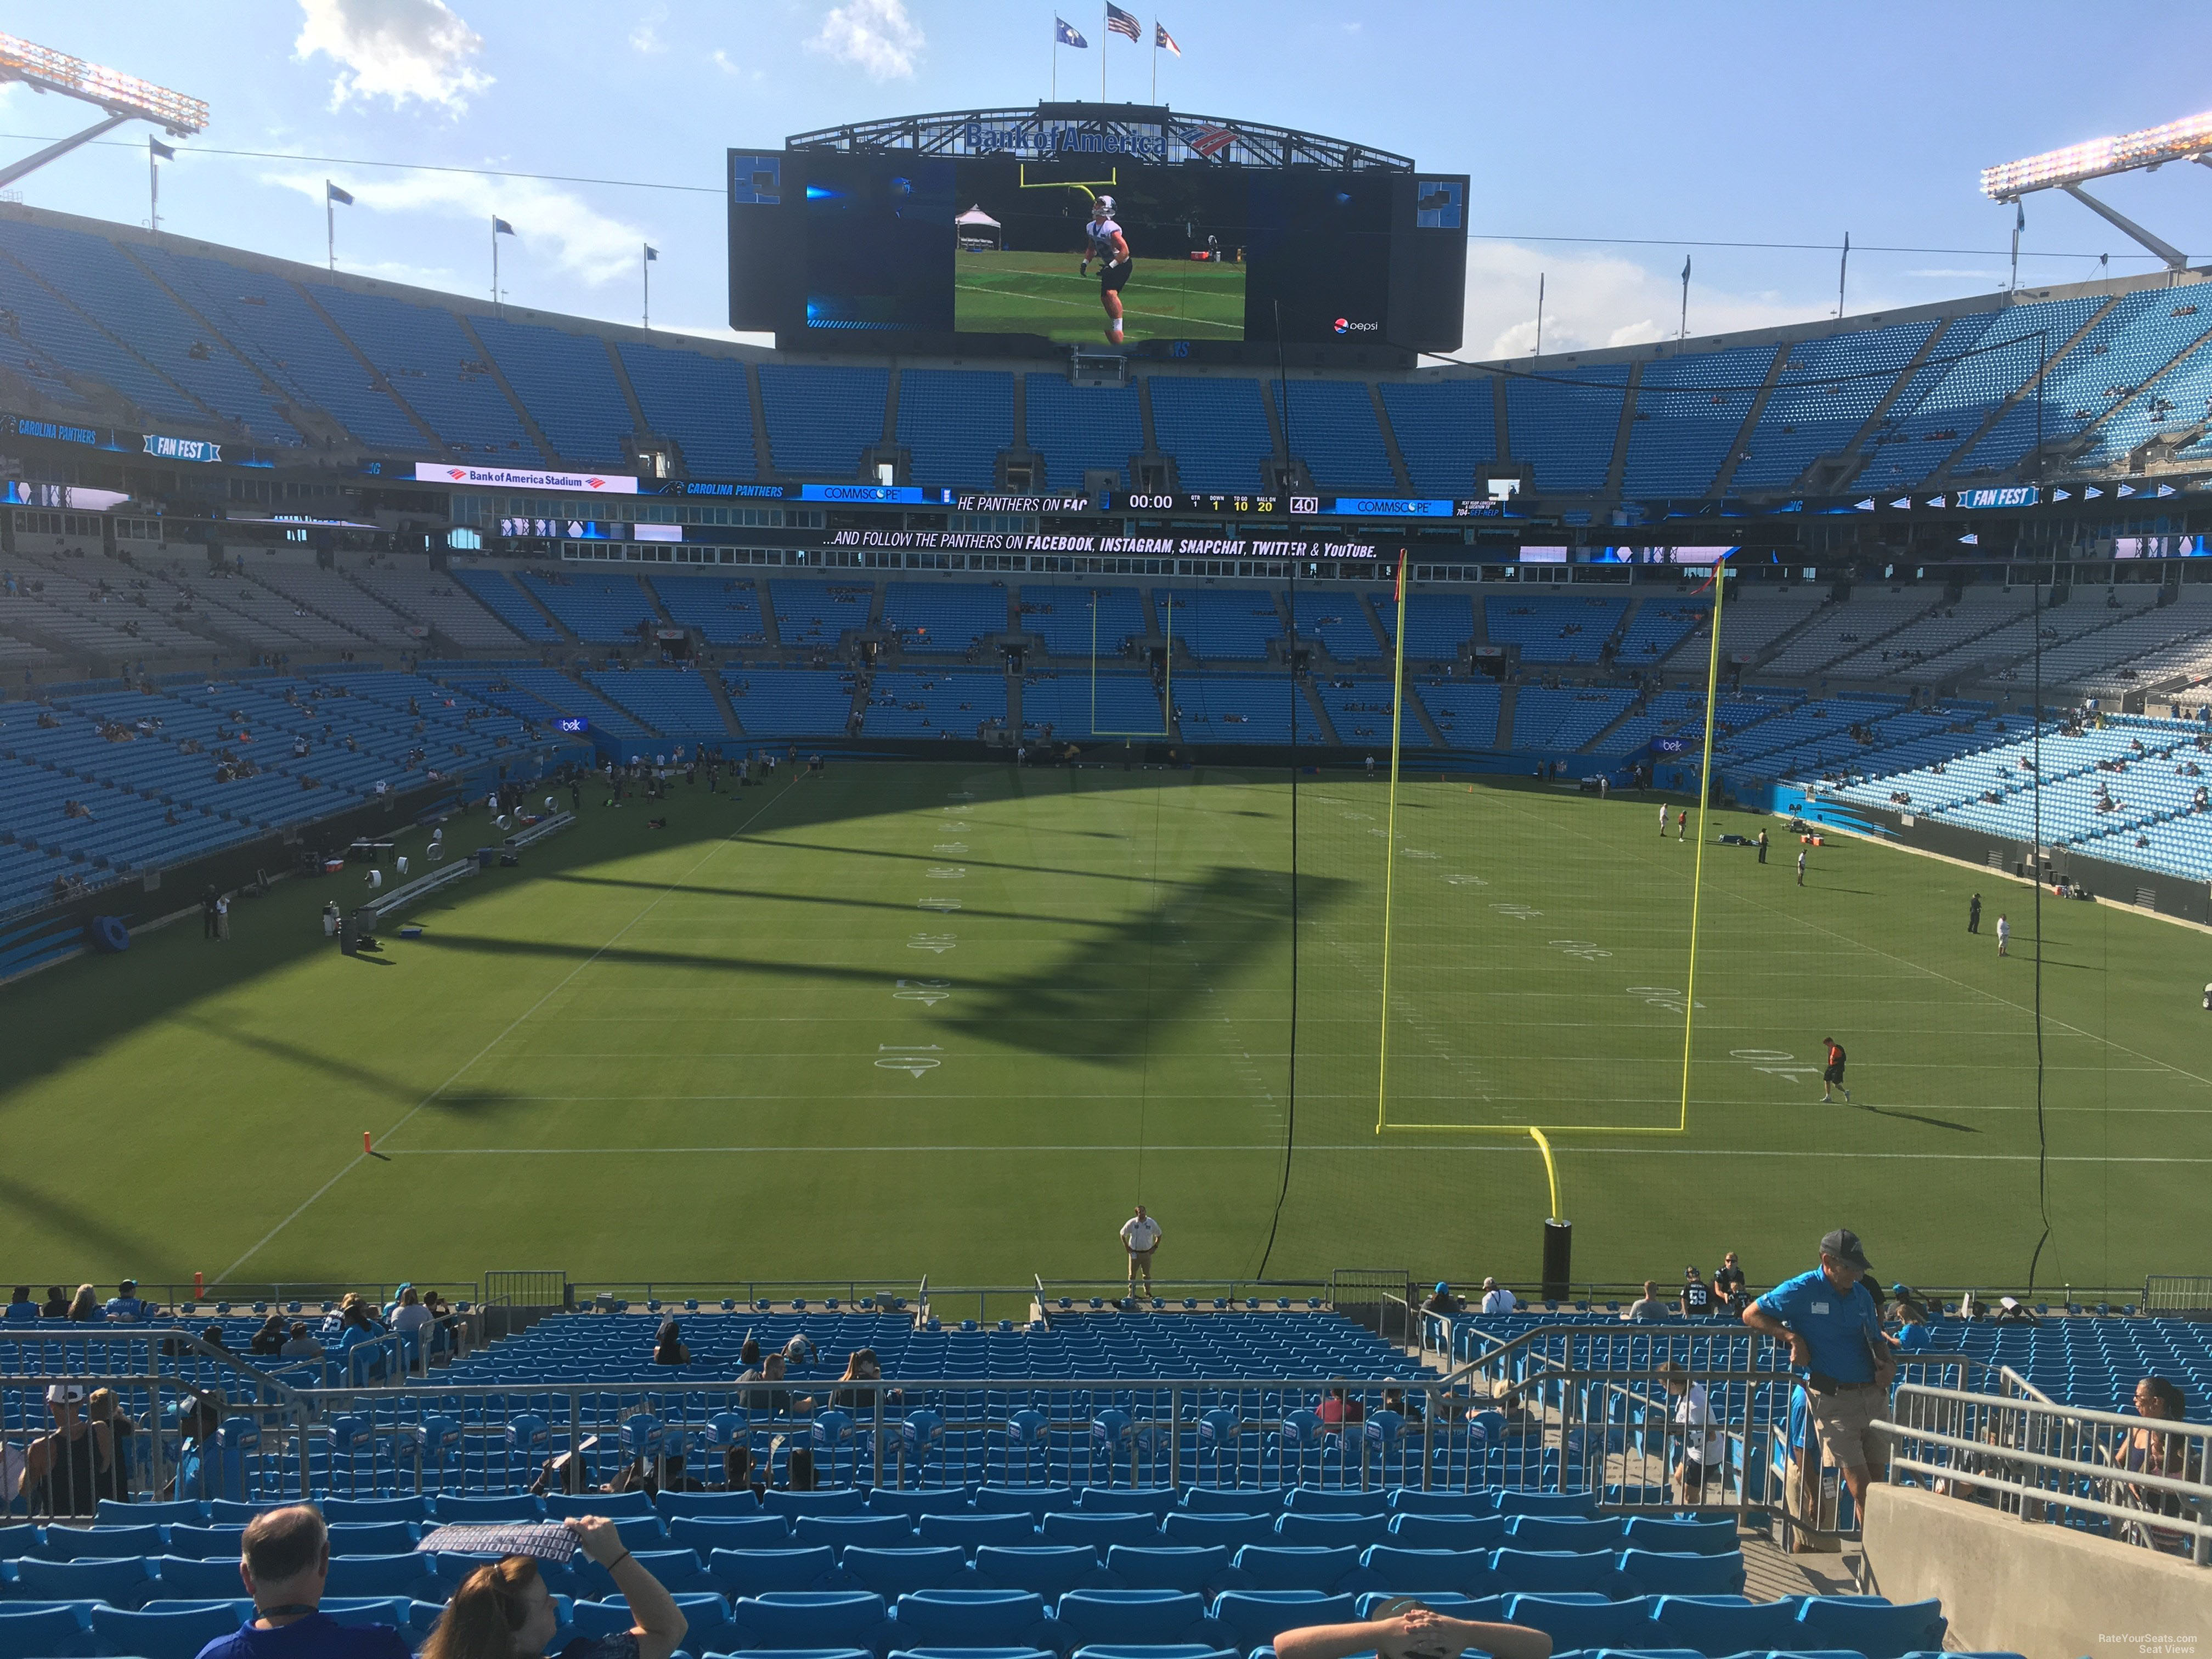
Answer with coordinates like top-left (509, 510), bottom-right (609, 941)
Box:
top-left (1851, 1101), bottom-right (1979, 1135)
top-left (957, 864), bottom-right (1348, 1063)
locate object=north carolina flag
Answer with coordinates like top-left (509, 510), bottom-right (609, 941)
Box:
top-left (1155, 21), bottom-right (1181, 54)
top-left (644, 244), bottom-right (658, 261)
top-left (493, 217), bottom-right (516, 235)
top-left (1054, 16), bottom-right (1088, 46)
top-left (1105, 3), bottom-right (1141, 41)
top-left (149, 137), bottom-right (176, 161)
top-left (326, 181), bottom-right (354, 206)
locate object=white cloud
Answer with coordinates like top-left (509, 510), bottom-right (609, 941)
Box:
top-left (629, 3), bottom-right (668, 54)
top-left (267, 168), bottom-right (650, 289)
top-left (710, 47), bottom-right (762, 81)
top-left (294, 0), bottom-right (493, 114)
top-left (809, 0), bottom-right (923, 81)
top-left (1460, 240), bottom-right (1829, 362)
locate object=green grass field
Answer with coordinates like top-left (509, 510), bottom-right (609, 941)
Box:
top-left (3, 761), bottom-right (2203, 1300)
top-left (955, 251), bottom-right (1245, 343)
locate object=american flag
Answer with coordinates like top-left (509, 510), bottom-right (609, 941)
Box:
top-left (1105, 3), bottom-right (1141, 41)
top-left (1156, 21), bottom-right (1181, 54)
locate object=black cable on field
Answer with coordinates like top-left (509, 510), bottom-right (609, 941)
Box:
top-left (2026, 328), bottom-right (2055, 1294)
top-left (1256, 300), bottom-right (1299, 1281)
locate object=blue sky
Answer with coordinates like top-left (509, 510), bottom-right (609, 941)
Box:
top-left (7, 0), bottom-right (2211, 358)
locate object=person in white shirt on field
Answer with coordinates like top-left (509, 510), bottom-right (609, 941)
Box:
top-left (1120, 1205), bottom-right (1162, 1296)
top-left (1479, 1277), bottom-right (1518, 1316)
top-left (1995, 913), bottom-right (2010, 957)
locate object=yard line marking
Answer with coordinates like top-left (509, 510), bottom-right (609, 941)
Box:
top-left (215, 773), bottom-right (808, 1284)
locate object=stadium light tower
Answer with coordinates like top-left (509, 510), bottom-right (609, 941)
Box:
top-left (0, 32), bottom-right (207, 193)
top-left (1980, 110), bottom-right (2212, 272)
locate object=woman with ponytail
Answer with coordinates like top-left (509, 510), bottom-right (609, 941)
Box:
top-left (421, 1517), bottom-right (685, 1659)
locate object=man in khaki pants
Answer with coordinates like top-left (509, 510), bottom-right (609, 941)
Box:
top-left (1120, 1205), bottom-right (1161, 1297)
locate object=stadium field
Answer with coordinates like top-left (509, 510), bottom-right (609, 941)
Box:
top-left (3, 760), bottom-right (2201, 1298)
top-left (955, 250), bottom-right (1245, 342)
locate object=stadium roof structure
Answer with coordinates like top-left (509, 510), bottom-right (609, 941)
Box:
top-left (785, 102), bottom-right (1415, 172)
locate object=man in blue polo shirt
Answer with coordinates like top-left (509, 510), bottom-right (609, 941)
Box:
top-left (1743, 1227), bottom-right (1897, 1517)
top-left (194, 1505), bottom-right (408, 1659)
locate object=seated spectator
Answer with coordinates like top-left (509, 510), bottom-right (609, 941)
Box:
top-left (21, 1384), bottom-right (111, 1517)
top-left (104, 1280), bottom-right (155, 1322)
top-left (170, 1389), bottom-right (241, 1501)
top-left (66, 1283), bottom-right (100, 1323)
top-left (1479, 1276), bottom-right (1517, 1315)
top-left (1380, 1386), bottom-right (1425, 1423)
top-left (334, 1297), bottom-right (390, 1381)
top-left (420, 1516), bottom-right (686, 1659)
top-left (652, 1319), bottom-right (690, 1367)
top-left (775, 1439), bottom-right (818, 1492)
top-left (40, 1285), bottom-right (69, 1319)
top-left (1888, 1287), bottom-right (1937, 1352)
top-left (1317, 1387), bottom-right (1365, 1431)
top-left (1680, 1266), bottom-right (1714, 1319)
top-left (391, 1287), bottom-right (433, 1372)
top-left (721, 1442), bottom-right (765, 1496)
top-left (249, 1313), bottom-right (288, 1356)
top-left (192, 1504), bottom-right (411, 1659)
top-left (1992, 1296), bottom-right (2040, 1325)
top-left (279, 1322), bottom-right (323, 1361)
top-left (1423, 1282), bottom-right (1459, 1315)
top-left (1274, 1600), bottom-right (1549, 1659)
top-left (737, 1352), bottom-right (789, 1416)
top-left (4, 1286), bottom-right (36, 1323)
top-left (201, 1321), bottom-right (229, 1351)
top-left (86, 1388), bottom-right (136, 1504)
top-left (1623, 1280), bottom-right (1666, 1321)
top-left (781, 1331), bottom-right (819, 1369)
top-left (800, 1346), bottom-right (898, 1413)
top-left (656, 1452), bottom-right (707, 1494)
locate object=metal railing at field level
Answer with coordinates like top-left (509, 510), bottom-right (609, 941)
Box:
top-left (1880, 1379), bottom-right (2212, 1566)
top-left (2142, 1274), bottom-right (2212, 1312)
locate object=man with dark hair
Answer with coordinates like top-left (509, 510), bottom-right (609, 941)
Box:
top-left (192, 1504), bottom-right (408, 1659)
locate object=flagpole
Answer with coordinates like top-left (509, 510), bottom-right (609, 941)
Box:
top-left (1052, 36), bottom-right (1057, 100)
top-left (1101, 4), bottom-right (1107, 101)
top-left (1150, 20), bottom-right (1157, 101)
top-left (642, 244), bottom-right (650, 330)
top-left (328, 193), bottom-right (336, 271)
top-left (148, 143), bottom-right (158, 238)
top-left (492, 217), bottom-right (499, 309)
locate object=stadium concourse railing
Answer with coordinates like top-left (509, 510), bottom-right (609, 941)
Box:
top-left (1878, 1381), bottom-right (2212, 1566)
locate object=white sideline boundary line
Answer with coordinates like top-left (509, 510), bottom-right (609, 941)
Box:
top-left (375, 1143), bottom-right (2212, 1165)
top-left (214, 774), bottom-right (809, 1285)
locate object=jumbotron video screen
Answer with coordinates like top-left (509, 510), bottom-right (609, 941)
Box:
top-left (728, 144), bottom-right (1468, 363)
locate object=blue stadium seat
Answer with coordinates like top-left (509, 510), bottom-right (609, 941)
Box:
top-left (545, 1491), bottom-right (658, 1521)
top-left (97, 1502), bottom-right (205, 1526)
top-left (433, 1495), bottom-right (545, 1522)
top-left (1792, 1595), bottom-right (1949, 1659)
top-left (1383, 1491), bottom-right (1494, 1516)
top-left (1181, 1492), bottom-right (1284, 1516)
top-left (673, 1515), bottom-right (794, 1554)
top-left (971, 1547), bottom-right (1105, 1598)
top-left (568, 1549), bottom-right (710, 1600)
top-left (1160, 1517), bottom-right (1276, 1551)
top-left (766, 1490), bottom-right (871, 1519)
top-left (657, 1490), bottom-right (765, 1520)
top-left (800, 1516), bottom-right (920, 1550)
top-left (1278, 1489), bottom-right (1384, 1515)
top-left (1502, 1516), bottom-right (1624, 1551)
top-left (1356, 1547), bottom-right (1494, 1596)
top-left (921, 1515), bottom-right (1039, 1553)
top-left (1272, 1515), bottom-right (1389, 1549)
top-left (1499, 1594), bottom-right (1660, 1650)
top-left (87, 1604), bottom-right (241, 1659)
top-left (320, 1497), bottom-right (430, 1523)
top-left (871, 1491), bottom-right (978, 1523)
top-left (154, 1555), bottom-right (252, 1599)
top-left (844, 1548), bottom-right (974, 1596)
top-left (1068, 1648), bottom-right (1236, 1659)
top-left (1647, 1594), bottom-right (1808, 1654)
top-left (892, 1589), bottom-right (1054, 1651)
top-left (38, 1525), bottom-right (165, 1560)
top-left (1050, 1591), bottom-right (1225, 1657)
top-left (1042, 1515), bottom-right (1163, 1550)
top-left (1227, 1548), bottom-right (1361, 1594)
top-left (326, 1521), bottom-right (420, 1556)
top-left (1486, 1549), bottom-right (1617, 1597)
top-left (1208, 1592), bottom-right (1356, 1657)
top-left (13, 1556), bottom-right (154, 1607)
top-left (1618, 1516), bottom-right (1737, 1556)
top-left (1383, 1516), bottom-right (1503, 1551)
top-left (1611, 1549), bottom-right (1743, 1599)
top-left (320, 1553), bottom-right (442, 1602)
top-left (0, 1605), bottom-right (94, 1659)
top-left (730, 1591), bottom-right (896, 1658)
top-left (1101, 1548), bottom-right (1232, 1597)
top-left (975, 1489), bottom-right (1073, 1524)
top-left (1071, 1491), bottom-right (1180, 1519)
top-left (710, 1547), bottom-right (844, 1597)
top-left (1492, 1492), bottom-right (1596, 1520)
